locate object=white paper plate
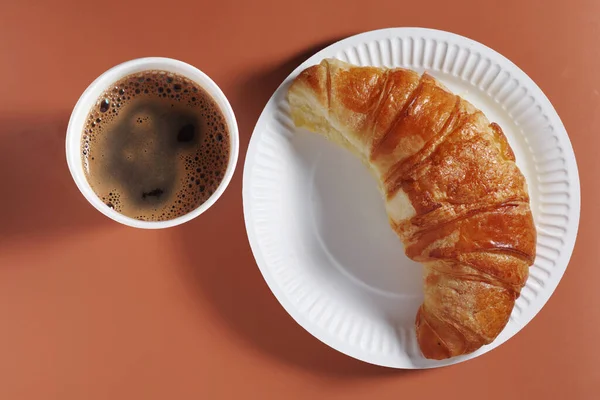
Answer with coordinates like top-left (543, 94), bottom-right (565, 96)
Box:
top-left (243, 28), bottom-right (580, 368)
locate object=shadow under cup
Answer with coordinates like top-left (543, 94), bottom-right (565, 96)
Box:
top-left (66, 57), bottom-right (239, 229)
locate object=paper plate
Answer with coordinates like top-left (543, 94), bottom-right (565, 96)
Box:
top-left (242, 28), bottom-right (580, 368)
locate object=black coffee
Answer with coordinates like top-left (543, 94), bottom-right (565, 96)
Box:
top-left (81, 70), bottom-right (230, 221)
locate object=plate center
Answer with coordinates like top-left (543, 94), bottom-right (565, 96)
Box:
top-left (303, 134), bottom-right (423, 298)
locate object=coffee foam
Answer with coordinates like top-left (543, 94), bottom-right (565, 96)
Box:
top-left (82, 70), bottom-right (230, 221)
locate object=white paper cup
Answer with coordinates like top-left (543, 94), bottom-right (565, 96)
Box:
top-left (66, 57), bottom-right (239, 229)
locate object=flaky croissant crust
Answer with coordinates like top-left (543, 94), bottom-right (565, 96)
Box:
top-left (287, 58), bottom-right (536, 359)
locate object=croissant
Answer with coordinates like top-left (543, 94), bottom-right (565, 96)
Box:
top-left (287, 58), bottom-right (537, 360)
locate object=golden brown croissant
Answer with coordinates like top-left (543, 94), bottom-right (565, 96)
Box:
top-left (287, 58), bottom-right (536, 360)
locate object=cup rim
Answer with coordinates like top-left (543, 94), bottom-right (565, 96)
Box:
top-left (65, 57), bottom-right (239, 229)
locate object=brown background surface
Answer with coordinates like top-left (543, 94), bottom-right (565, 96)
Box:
top-left (0, 0), bottom-right (598, 398)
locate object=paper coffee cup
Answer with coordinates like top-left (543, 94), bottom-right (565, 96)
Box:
top-left (65, 57), bottom-right (239, 229)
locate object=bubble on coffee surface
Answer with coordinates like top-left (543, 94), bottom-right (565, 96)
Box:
top-left (81, 70), bottom-right (230, 221)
